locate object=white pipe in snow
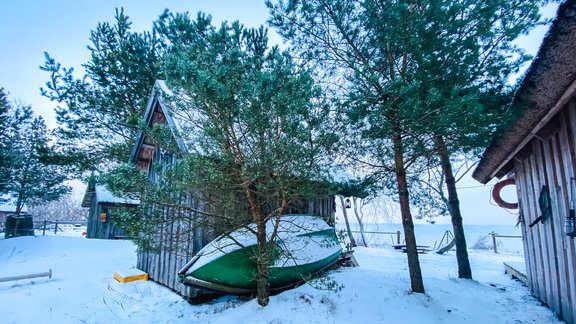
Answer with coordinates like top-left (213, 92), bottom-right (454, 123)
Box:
top-left (0, 269), bottom-right (52, 283)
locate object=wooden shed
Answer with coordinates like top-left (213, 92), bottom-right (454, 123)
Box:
top-left (81, 182), bottom-right (138, 239)
top-left (473, 2), bottom-right (576, 322)
top-left (127, 80), bottom-right (336, 299)
top-left (0, 202), bottom-right (29, 230)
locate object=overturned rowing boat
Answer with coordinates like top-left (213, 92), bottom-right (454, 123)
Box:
top-left (178, 215), bottom-right (342, 294)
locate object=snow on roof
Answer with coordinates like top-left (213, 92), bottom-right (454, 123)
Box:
top-left (95, 185), bottom-right (139, 205)
top-left (155, 79), bottom-right (174, 96)
top-left (154, 80), bottom-right (205, 155)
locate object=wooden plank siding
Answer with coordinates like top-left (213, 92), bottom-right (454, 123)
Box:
top-left (542, 134), bottom-right (562, 314)
top-left (137, 196), bottom-right (335, 299)
top-left (558, 103), bottom-right (576, 323)
top-left (513, 97), bottom-right (576, 323)
top-left (549, 124), bottom-right (574, 319)
top-left (86, 200), bottom-right (127, 240)
top-left (515, 161), bottom-right (539, 296)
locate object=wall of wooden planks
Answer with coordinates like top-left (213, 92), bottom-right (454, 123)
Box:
top-left (513, 97), bottom-right (576, 323)
top-left (136, 196), bottom-right (336, 299)
top-left (86, 200), bottom-right (127, 240)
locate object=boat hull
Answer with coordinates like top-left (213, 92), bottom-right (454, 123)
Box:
top-left (178, 215), bottom-right (342, 294)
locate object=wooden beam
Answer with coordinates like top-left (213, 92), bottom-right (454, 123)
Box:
top-left (0, 269), bottom-right (52, 283)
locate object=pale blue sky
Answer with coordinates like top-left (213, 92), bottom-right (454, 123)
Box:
top-left (0, 1), bottom-right (557, 127)
top-left (0, 0), bottom-right (279, 127)
top-left (0, 1), bottom-right (559, 225)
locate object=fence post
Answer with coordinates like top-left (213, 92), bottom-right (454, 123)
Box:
top-left (54, 220), bottom-right (58, 235)
top-left (396, 231), bottom-right (401, 245)
top-left (42, 220), bottom-right (47, 236)
top-left (490, 231), bottom-right (498, 253)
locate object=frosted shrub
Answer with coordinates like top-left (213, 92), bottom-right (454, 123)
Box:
top-left (471, 235), bottom-right (500, 251)
top-left (308, 274), bottom-right (344, 293)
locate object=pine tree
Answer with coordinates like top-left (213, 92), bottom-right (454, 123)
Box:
top-left (268, 0), bottom-right (428, 293)
top-left (0, 87), bottom-right (10, 198)
top-left (100, 15), bottom-right (334, 307)
top-left (40, 8), bottom-right (162, 173)
top-left (3, 104), bottom-right (70, 215)
top-left (268, 0), bottom-right (548, 287)
top-left (160, 22), bottom-right (330, 306)
top-left (368, 0), bottom-right (545, 279)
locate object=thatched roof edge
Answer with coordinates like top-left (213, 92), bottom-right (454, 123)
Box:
top-left (473, 0), bottom-right (576, 184)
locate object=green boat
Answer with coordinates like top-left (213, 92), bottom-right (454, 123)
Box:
top-left (178, 215), bottom-right (342, 294)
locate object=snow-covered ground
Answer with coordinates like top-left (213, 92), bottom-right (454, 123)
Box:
top-left (0, 235), bottom-right (562, 323)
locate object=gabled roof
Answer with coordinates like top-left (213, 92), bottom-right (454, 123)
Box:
top-left (128, 80), bottom-right (189, 164)
top-left (81, 182), bottom-right (139, 208)
top-left (473, 0), bottom-right (576, 184)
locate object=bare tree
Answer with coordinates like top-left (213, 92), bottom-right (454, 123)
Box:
top-left (337, 195), bottom-right (357, 247)
top-left (28, 192), bottom-right (87, 222)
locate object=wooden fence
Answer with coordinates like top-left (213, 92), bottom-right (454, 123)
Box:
top-left (488, 231), bottom-right (522, 253)
top-left (347, 229), bottom-right (522, 253)
top-left (1, 220), bottom-right (86, 236)
top-left (35, 220), bottom-right (87, 236)
top-left (348, 230), bottom-right (402, 247)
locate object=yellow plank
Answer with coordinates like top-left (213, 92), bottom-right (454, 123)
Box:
top-left (114, 271), bottom-right (148, 283)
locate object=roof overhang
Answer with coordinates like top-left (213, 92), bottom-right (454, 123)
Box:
top-left (473, 1), bottom-right (576, 184)
top-left (81, 181), bottom-right (96, 208)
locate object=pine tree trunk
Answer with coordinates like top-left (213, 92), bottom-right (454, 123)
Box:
top-left (241, 177), bottom-right (270, 306)
top-left (338, 195), bottom-right (357, 247)
top-left (434, 135), bottom-right (472, 279)
top-left (15, 195), bottom-right (23, 217)
top-left (256, 220), bottom-right (270, 306)
top-left (393, 134), bottom-right (425, 293)
top-left (352, 197), bottom-right (368, 247)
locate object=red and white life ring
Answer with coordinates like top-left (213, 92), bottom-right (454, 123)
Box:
top-left (492, 178), bottom-right (519, 209)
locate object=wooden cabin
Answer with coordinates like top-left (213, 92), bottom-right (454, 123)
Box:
top-left (81, 182), bottom-right (138, 239)
top-left (128, 80), bottom-right (335, 299)
top-left (473, 2), bottom-right (576, 322)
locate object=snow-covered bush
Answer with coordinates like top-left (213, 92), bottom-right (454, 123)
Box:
top-left (471, 235), bottom-right (500, 251)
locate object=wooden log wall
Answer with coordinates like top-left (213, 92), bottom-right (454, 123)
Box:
top-left (513, 97), bottom-right (576, 323)
top-left (137, 196), bottom-right (335, 300)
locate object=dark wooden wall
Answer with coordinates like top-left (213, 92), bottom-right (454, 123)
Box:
top-left (513, 97), bottom-right (576, 323)
top-left (86, 199), bottom-right (127, 239)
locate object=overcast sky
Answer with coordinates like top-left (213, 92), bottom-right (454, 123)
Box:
top-left (0, 1), bottom-right (559, 225)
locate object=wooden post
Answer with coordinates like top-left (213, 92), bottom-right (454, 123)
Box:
top-left (42, 220), bottom-right (47, 236)
top-left (54, 220), bottom-right (58, 234)
top-left (0, 269), bottom-right (52, 283)
top-left (490, 231), bottom-right (498, 253)
top-left (396, 231), bottom-right (401, 244)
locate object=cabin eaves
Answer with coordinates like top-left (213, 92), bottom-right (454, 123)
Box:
top-left (472, 1), bottom-right (576, 183)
